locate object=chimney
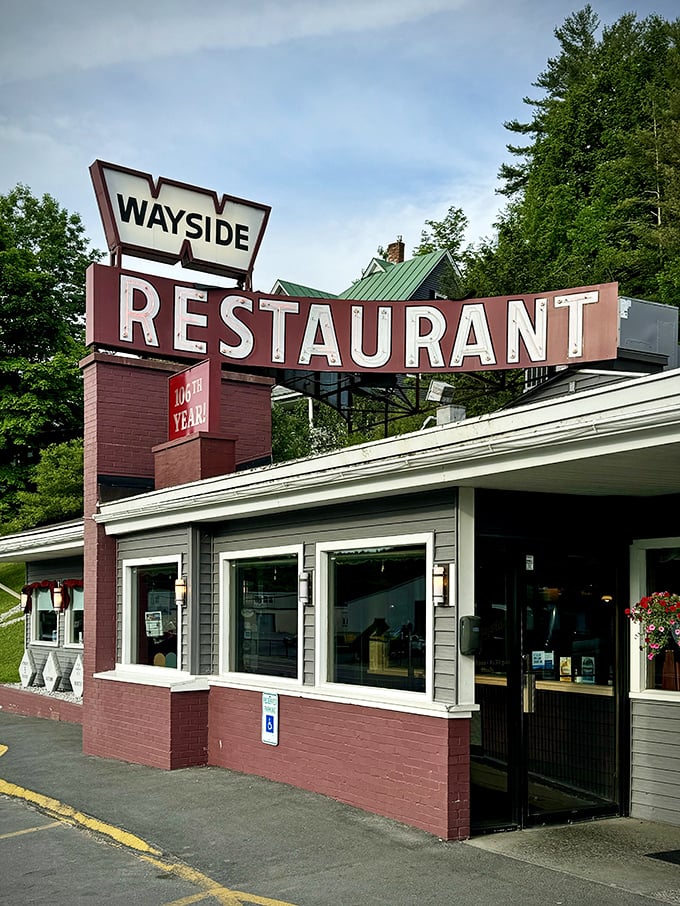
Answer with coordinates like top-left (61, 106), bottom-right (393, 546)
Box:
top-left (386, 236), bottom-right (405, 264)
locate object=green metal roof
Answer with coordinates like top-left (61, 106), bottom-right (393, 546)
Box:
top-left (338, 249), bottom-right (449, 300)
top-left (271, 279), bottom-right (337, 298)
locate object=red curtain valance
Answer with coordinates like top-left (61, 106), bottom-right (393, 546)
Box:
top-left (58, 579), bottom-right (84, 612)
top-left (21, 579), bottom-right (83, 614)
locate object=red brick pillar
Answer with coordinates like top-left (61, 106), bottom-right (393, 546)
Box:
top-left (80, 351), bottom-right (273, 761)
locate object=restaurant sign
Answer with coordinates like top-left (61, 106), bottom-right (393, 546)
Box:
top-left (90, 161), bottom-right (271, 281)
top-left (86, 263), bottom-right (620, 374)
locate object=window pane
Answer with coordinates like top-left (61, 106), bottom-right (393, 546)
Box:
top-left (330, 545), bottom-right (426, 693)
top-left (645, 548), bottom-right (680, 690)
top-left (36, 588), bottom-right (56, 642)
top-left (233, 556), bottom-right (298, 678)
top-left (69, 587), bottom-right (84, 645)
top-left (131, 564), bottom-right (178, 667)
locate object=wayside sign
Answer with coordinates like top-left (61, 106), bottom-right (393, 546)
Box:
top-left (90, 160), bottom-right (270, 282)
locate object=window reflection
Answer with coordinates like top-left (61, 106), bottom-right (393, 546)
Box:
top-left (69, 587), bottom-right (84, 645)
top-left (35, 587), bottom-right (56, 642)
top-left (329, 545), bottom-right (426, 693)
top-left (645, 547), bottom-right (680, 691)
top-left (131, 564), bottom-right (178, 668)
top-left (233, 556), bottom-right (298, 678)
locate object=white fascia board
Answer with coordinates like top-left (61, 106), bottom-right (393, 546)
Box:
top-left (0, 521), bottom-right (84, 562)
top-left (96, 369), bottom-right (680, 536)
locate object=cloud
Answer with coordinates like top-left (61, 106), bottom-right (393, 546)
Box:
top-left (0, 0), bottom-right (466, 84)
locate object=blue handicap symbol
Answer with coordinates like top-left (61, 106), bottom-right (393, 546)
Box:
top-left (265, 714), bottom-right (274, 733)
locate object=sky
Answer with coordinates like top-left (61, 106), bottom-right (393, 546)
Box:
top-left (1, 0), bottom-right (679, 295)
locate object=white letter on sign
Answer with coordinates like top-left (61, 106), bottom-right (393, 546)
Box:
top-left (450, 304), bottom-right (496, 366)
top-left (174, 286), bottom-right (208, 354)
top-left (351, 305), bottom-right (392, 368)
top-left (507, 298), bottom-right (547, 363)
top-left (219, 294), bottom-right (254, 360)
top-left (259, 298), bottom-right (299, 363)
top-left (405, 306), bottom-right (445, 368)
top-left (298, 304), bottom-right (342, 367)
top-left (119, 275), bottom-right (160, 347)
top-left (554, 291), bottom-right (598, 358)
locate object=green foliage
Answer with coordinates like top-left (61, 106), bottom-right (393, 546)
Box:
top-left (271, 400), bottom-right (312, 462)
top-left (272, 400), bottom-right (350, 463)
top-left (466, 7), bottom-right (680, 305)
top-left (0, 561), bottom-right (25, 683)
top-left (0, 185), bottom-right (100, 342)
top-left (0, 186), bottom-right (99, 528)
top-left (413, 206), bottom-right (469, 257)
top-left (2, 439), bottom-right (83, 535)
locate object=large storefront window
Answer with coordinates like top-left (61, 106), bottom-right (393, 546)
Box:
top-left (230, 555), bottom-right (299, 679)
top-left (328, 544), bottom-right (427, 693)
top-left (645, 546), bottom-right (680, 691)
top-left (127, 562), bottom-right (179, 668)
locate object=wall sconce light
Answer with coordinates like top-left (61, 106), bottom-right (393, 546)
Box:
top-left (298, 572), bottom-right (310, 606)
top-left (53, 584), bottom-right (63, 612)
top-left (175, 576), bottom-right (187, 607)
top-left (20, 591), bottom-right (29, 610)
top-left (433, 564), bottom-right (448, 607)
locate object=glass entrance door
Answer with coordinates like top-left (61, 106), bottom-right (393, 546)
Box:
top-left (471, 537), bottom-right (621, 832)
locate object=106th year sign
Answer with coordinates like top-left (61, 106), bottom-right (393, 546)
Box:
top-left (86, 263), bottom-right (620, 374)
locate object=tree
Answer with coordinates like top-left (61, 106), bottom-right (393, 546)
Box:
top-left (0, 186), bottom-right (100, 530)
top-left (466, 8), bottom-right (680, 304)
top-left (413, 205), bottom-right (468, 259)
top-left (3, 439), bottom-right (83, 534)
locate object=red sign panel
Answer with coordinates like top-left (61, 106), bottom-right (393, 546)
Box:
top-left (168, 360), bottom-right (218, 440)
top-left (86, 263), bottom-right (620, 374)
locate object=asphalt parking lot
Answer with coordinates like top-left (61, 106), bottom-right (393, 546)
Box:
top-left (2, 712), bottom-right (680, 906)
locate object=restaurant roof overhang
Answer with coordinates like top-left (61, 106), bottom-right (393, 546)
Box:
top-left (0, 520), bottom-right (84, 563)
top-left (2, 368), bottom-right (678, 563)
top-left (95, 367), bottom-right (680, 536)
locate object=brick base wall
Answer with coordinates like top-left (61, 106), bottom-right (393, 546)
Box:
top-left (82, 679), bottom-right (208, 769)
top-left (0, 685), bottom-right (83, 724)
top-left (207, 687), bottom-right (471, 840)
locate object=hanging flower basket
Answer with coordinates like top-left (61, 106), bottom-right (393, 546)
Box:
top-left (625, 592), bottom-right (680, 659)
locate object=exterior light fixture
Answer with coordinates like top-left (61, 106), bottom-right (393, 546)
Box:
top-left (433, 564), bottom-right (447, 607)
top-left (20, 591), bottom-right (29, 611)
top-left (53, 584), bottom-right (63, 612)
top-left (298, 572), bottom-right (310, 606)
top-left (175, 576), bottom-right (187, 606)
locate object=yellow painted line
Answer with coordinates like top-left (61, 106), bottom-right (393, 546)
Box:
top-left (0, 820), bottom-right (62, 840)
top-left (141, 852), bottom-right (298, 906)
top-left (0, 779), bottom-right (161, 855)
top-left (0, 754), bottom-right (298, 906)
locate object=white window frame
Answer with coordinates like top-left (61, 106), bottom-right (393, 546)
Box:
top-left (315, 532), bottom-right (435, 704)
top-left (64, 585), bottom-right (84, 649)
top-left (121, 555), bottom-right (183, 671)
top-left (31, 586), bottom-right (58, 646)
top-left (629, 536), bottom-right (680, 700)
top-left (218, 545), bottom-right (305, 688)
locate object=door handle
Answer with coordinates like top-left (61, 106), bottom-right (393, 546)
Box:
top-left (523, 673), bottom-right (536, 713)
